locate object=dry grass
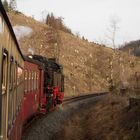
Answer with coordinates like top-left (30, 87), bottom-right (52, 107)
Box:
top-left (8, 12), bottom-right (140, 97)
top-left (53, 94), bottom-right (140, 140)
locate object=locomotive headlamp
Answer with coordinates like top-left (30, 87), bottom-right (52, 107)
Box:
top-left (28, 55), bottom-right (33, 59)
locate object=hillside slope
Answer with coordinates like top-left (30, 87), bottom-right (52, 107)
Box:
top-left (120, 40), bottom-right (140, 57)
top-left (8, 12), bottom-right (140, 96)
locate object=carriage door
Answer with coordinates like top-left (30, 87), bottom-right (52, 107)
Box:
top-left (0, 49), bottom-right (8, 140)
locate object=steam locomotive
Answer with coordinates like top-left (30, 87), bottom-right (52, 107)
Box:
top-left (0, 1), bottom-right (64, 140)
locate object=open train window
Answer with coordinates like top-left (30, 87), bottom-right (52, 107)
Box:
top-left (0, 15), bottom-right (4, 34)
top-left (2, 49), bottom-right (8, 94)
top-left (17, 66), bottom-right (23, 85)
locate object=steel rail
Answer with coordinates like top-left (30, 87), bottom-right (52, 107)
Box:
top-left (63, 91), bottom-right (109, 105)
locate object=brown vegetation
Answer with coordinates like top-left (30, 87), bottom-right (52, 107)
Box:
top-left (8, 12), bottom-right (140, 97)
top-left (53, 94), bottom-right (140, 140)
top-left (5, 7), bottom-right (140, 140)
top-left (120, 39), bottom-right (140, 57)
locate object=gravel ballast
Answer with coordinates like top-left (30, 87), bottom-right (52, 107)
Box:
top-left (22, 95), bottom-right (104, 140)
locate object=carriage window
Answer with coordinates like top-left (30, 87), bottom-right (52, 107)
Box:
top-left (61, 75), bottom-right (64, 92)
top-left (14, 63), bottom-right (17, 85)
top-left (2, 52), bottom-right (8, 94)
top-left (28, 71), bottom-right (31, 91)
top-left (32, 71), bottom-right (34, 90)
top-left (36, 73), bottom-right (39, 90)
top-left (0, 15), bottom-right (3, 34)
top-left (9, 57), bottom-right (14, 90)
top-left (24, 70), bottom-right (28, 92)
top-left (53, 72), bottom-right (56, 87)
top-left (17, 66), bottom-right (23, 85)
top-left (34, 72), bottom-right (36, 90)
top-left (1, 50), bottom-right (8, 140)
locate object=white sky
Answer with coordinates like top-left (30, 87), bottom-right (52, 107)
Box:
top-left (15, 0), bottom-right (140, 47)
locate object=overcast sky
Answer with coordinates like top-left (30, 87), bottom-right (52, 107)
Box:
top-left (15, 0), bottom-right (140, 47)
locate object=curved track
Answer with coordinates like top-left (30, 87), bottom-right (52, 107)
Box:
top-left (22, 91), bottom-right (109, 140)
top-left (63, 91), bottom-right (109, 105)
top-left (23, 91), bottom-right (109, 137)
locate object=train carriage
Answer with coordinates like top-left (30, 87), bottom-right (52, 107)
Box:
top-left (0, 1), bottom-right (65, 140)
top-left (0, 1), bottom-right (24, 140)
top-left (22, 56), bottom-right (45, 123)
top-left (28, 55), bottom-right (65, 112)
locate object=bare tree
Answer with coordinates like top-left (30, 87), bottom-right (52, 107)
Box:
top-left (9, 0), bottom-right (17, 11)
top-left (41, 10), bottom-right (48, 23)
top-left (106, 16), bottom-right (120, 49)
top-left (106, 16), bottom-right (120, 91)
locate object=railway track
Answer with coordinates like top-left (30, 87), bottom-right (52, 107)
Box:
top-left (63, 91), bottom-right (109, 105)
top-left (23, 91), bottom-right (109, 134)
